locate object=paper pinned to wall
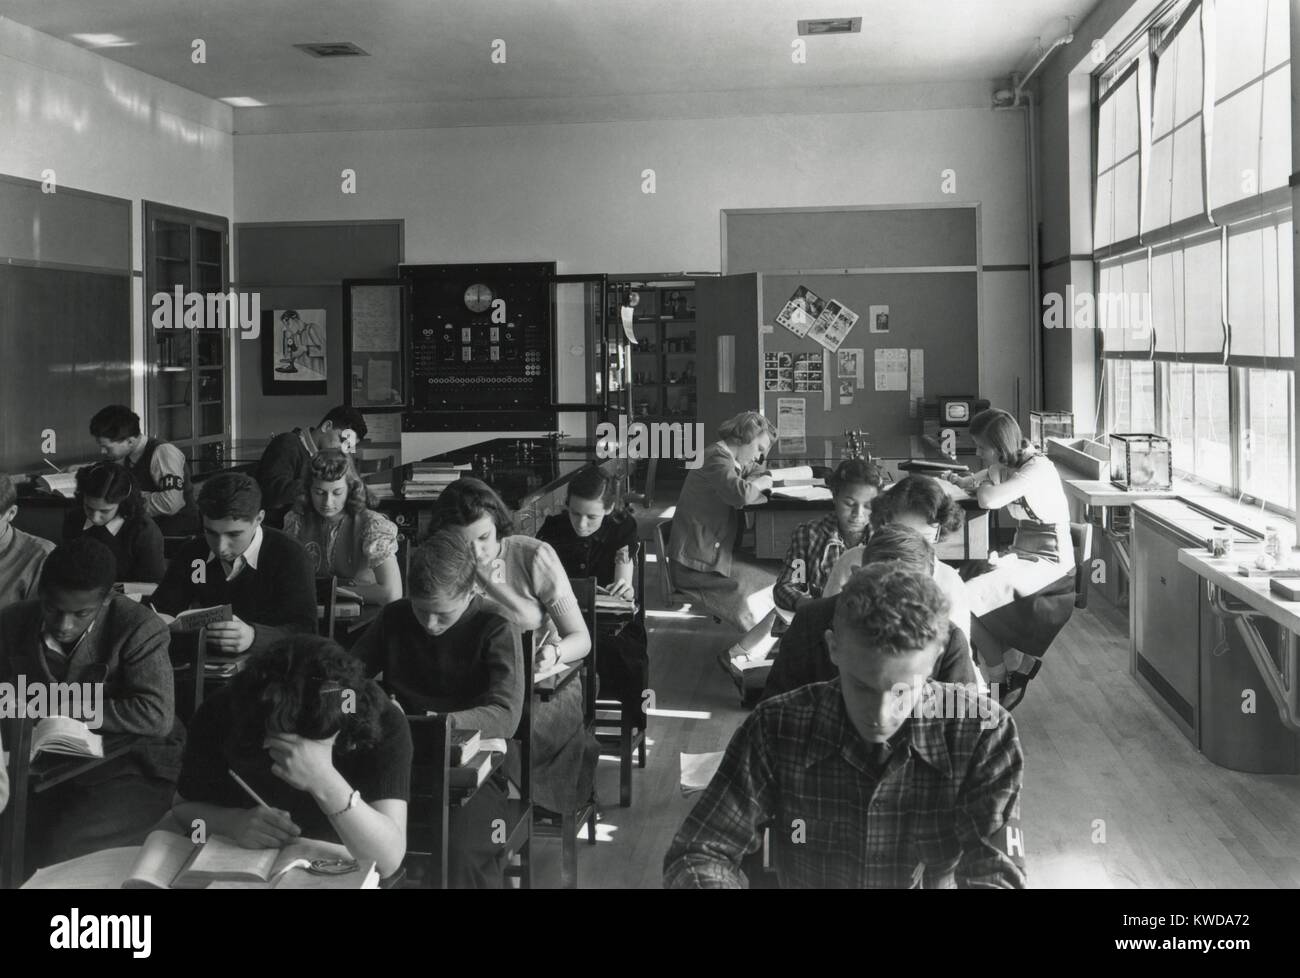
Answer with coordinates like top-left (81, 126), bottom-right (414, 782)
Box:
top-left (874, 348), bottom-right (908, 391)
top-left (777, 397), bottom-right (806, 440)
top-left (367, 359), bottom-right (393, 403)
top-left (361, 412), bottom-right (402, 445)
top-left (909, 349), bottom-right (925, 417)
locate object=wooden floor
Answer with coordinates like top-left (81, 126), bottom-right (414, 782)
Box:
top-left (526, 510), bottom-right (1300, 889)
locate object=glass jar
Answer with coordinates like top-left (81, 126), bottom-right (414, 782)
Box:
top-left (1209, 526), bottom-right (1233, 559)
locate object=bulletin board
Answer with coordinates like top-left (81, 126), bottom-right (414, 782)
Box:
top-left (758, 271), bottom-right (978, 444)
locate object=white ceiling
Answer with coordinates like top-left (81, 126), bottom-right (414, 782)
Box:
top-left (4, 0), bottom-right (1099, 128)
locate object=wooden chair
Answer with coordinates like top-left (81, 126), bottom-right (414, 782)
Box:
top-left (403, 712), bottom-right (456, 889)
top-left (532, 579), bottom-right (600, 888)
top-left (0, 716), bottom-right (36, 889)
top-left (653, 519), bottom-right (720, 622)
top-left (316, 575), bottom-right (339, 637)
top-left (594, 545), bottom-right (648, 807)
top-left (502, 629), bottom-right (535, 889)
top-left (1070, 522), bottom-right (1094, 610)
top-left (169, 626), bottom-right (209, 726)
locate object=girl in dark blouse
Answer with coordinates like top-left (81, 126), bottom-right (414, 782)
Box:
top-left (538, 467), bottom-right (648, 712)
top-left (173, 634), bottom-right (410, 878)
top-left (62, 461), bottom-right (166, 582)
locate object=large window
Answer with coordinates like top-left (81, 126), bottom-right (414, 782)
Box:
top-left (1095, 0), bottom-right (1294, 512)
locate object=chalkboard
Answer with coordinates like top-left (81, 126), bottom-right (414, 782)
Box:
top-left (758, 271), bottom-right (978, 443)
top-left (0, 263), bottom-right (132, 473)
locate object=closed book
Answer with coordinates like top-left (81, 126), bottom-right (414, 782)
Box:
top-left (1269, 577), bottom-right (1300, 601)
top-left (448, 728), bottom-right (481, 766)
top-left (447, 751), bottom-right (494, 789)
top-left (172, 604), bottom-right (233, 632)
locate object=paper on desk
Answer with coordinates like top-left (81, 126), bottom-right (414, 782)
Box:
top-left (681, 751), bottom-right (725, 795)
top-left (770, 485), bottom-right (833, 502)
top-left (769, 465), bottom-right (814, 483)
top-left (939, 479), bottom-right (972, 502)
top-left (22, 846), bottom-right (140, 889)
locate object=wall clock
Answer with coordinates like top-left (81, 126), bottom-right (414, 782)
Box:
top-left (464, 283), bottom-right (494, 313)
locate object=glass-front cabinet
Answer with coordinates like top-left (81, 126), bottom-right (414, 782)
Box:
top-left (144, 202), bottom-right (230, 469)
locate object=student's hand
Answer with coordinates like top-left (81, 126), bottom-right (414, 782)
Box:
top-left (207, 617), bottom-right (255, 654)
top-left (605, 579), bottom-right (634, 599)
top-left (751, 473), bottom-right (774, 492)
top-left (231, 806), bottom-right (301, 849)
top-left (534, 644), bottom-right (563, 672)
top-left (265, 732), bottom-right (338, 794)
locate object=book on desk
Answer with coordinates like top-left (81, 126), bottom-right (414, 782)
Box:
top-left (23, 831), bottom-right (378, 889)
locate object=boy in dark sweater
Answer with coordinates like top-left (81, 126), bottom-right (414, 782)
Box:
top-left (252, 405), bottom-right (368, 528)
top-left (0, 538), bottom-right (184, 872)
top-left (352, 529), bottom-right (523, 888)
top-left (148, 473), bottom-right (316, 655)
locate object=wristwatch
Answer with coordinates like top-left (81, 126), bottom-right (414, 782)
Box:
top-left (327, 788), bottom-right (360, 818)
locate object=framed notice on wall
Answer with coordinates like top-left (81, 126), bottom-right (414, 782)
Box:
top-left (343, 279), bottom-right (407, 410)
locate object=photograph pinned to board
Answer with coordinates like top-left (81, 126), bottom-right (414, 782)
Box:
top-left (777, 436), bottom-right (807, 456)
top-left (774, 285), bottom-right (824, 338)
top-left (874, 348), bottom-right (909, 391)
top-left (869, 305), bottom-right (890, 334)
top-left (791, 352), bottom-right (823, 393)
top-left (838, 381), bottom-right (855, 406)
top-left (807, 299), bottom-right (860, 352)
top-left (837, 349), bottom-right (865, 388)
top-left (763, 352), bottom-right (795, 392)
top-left (776, 398), bottom-right (806, 441)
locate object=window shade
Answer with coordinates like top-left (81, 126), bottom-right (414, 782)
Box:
top-left (1100, 253), bottom-right (1153, 354)
top-left (1150, 232), bottom-right (1224, 357)
top-left (1227, 216), bottom-right (1294, 360)
top-left (1147, 5), bottom-right (1207, 231)
top-left (1209, 0), bottom-right (1289, 210)
top-left (1095, 65), bottom-right (1141, 248)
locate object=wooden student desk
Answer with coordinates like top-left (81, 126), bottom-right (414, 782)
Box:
top-left (745, 435), bottom-right (988, 561)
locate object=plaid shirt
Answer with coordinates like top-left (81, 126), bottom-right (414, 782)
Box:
top-left (773, 515), bottom-right (859, 613)
top-left (664, 679), bottom-right (1026, 889)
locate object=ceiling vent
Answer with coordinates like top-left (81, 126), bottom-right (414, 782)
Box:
top-left (293, 41), bottom-right (370, 58)
top-left (797, 18), bottom-right (862, 36)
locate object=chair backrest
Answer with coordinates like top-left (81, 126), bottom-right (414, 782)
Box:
top-left (568, 577), bottom-right (600, 725)
top-left (513, 629), bottom-right (534, 806)
top-left (169, 627), bottom-right (208, 726)
top-left (405, 712), bottom-right (452, 889)
top-left (0, 716), bottom-right (36, 889)
top-left (654, 519), bottom-right (677, 598)
top-left (316, 575), bottom-right (338, 637)
top-left (1069, 522), bottom-right (1093, 610)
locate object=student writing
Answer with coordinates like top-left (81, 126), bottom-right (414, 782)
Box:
top-left (90, 404), bottom-right (199, 538)
top-left (61, 461), bottom-right (166, 583)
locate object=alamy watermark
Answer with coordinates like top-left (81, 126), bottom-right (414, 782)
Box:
top-left (594, 414), bottom-right (706, 469)
top-left (0, 676), bottom-right (104, 728)
top-left (1042, 286), bottom-right (1151, 332)
top-left (150, 287), bottom-right (261, 339)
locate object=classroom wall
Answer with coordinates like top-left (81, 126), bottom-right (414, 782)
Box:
top-left (0, 17), bottom-right (235, 420)
top-left (234, 104), bottom-right (1033, 428)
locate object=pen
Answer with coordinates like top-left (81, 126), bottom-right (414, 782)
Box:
top-left (43, 459), bottom-right (62, 474)
top-left (229, 769), bottom-right (271, 808)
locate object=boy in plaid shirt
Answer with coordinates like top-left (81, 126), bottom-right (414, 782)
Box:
top-left (667, 564), bottom-right (1025, 888)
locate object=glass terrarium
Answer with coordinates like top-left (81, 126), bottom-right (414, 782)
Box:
top-left (1029, 410), bottom-right (1075, 449)
top-left (1109, 433), bottom-right (1173, 490)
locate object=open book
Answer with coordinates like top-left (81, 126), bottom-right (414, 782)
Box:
top-left (120, 831), bottom-right (377, 889)
top-left (769, 485), bottom-right (832, 502)
top-left (768, 465), bottom-right (815, 484)
top-left (30, 717), bottom-right (103, 762)
top-left (35, 472), bottom-right (78, 498)
top-left (158, 604), bottom-right (233, 632)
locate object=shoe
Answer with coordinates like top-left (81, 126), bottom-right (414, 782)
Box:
top-left (998, 658), bottom-right (1042, 712)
